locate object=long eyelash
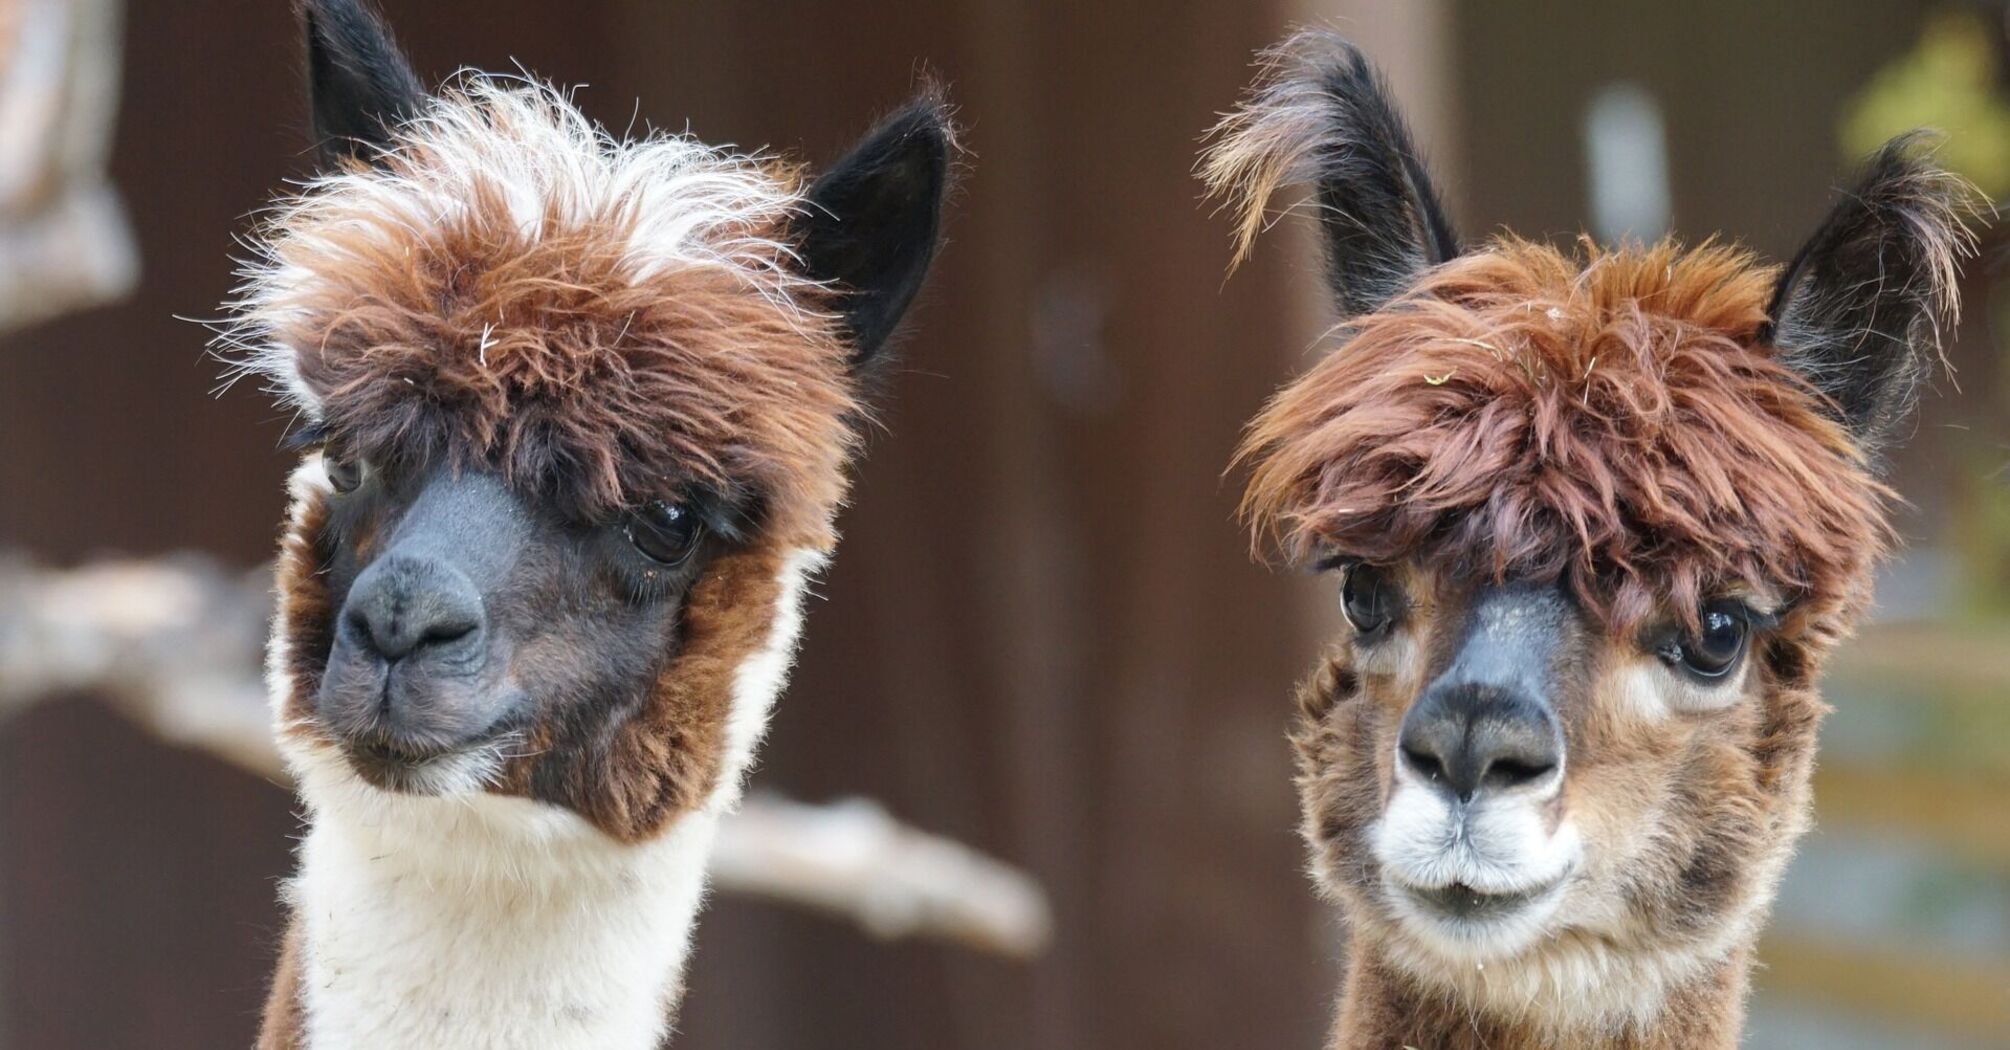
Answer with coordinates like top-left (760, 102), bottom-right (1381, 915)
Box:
top-left (284, 420), bottom-right (330, 451)
top-left (621, 568), bottom-right (675, 604)
top-left (1715, 601), bottom-right (1780, 632)
top-left (609, 532), bottom-right (706, 604)
top-left (683, 484), bottom-right (760, 544)
top-left (609, 553), bottom-right (682, 604)
top-left (1313, 551), bottom-right (1353, 573)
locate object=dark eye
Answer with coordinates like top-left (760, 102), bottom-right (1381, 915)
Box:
top-left (325, 451), bottom-right (362, 493)
top-left (1341, 563), bottom-right (1400, 638)
top-left (625, 500), bottom-right (704, 566)
top-left (1663, 601), bottom-right (1751, 680)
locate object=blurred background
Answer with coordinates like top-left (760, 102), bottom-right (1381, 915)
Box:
top-left (0, 0), bottom-right (2004, 1048)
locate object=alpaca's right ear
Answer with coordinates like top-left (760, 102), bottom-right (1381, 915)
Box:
top-left (795, 89), bottom-right (956, 370)
top-left (1767, 133), bottom-right (1978, 453)
top-left (299, 0), bottom-right (427, 169)
top-left (1202, 30), bottom-right (1460, 319)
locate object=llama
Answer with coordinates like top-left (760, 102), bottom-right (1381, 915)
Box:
top-left (1203, 31), bottom-right (1976, 1050)
top-left (216, 2), bottom-right (952, 1047)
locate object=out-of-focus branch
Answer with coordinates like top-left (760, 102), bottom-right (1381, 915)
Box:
top-left (0, 554), bottom-right (1053, 959)
top-left (0, 555), bottom-right (276, 769)
top-left (712, 793), bottom-right (1053, 959)
top-left (0, 0), bottom-right (138, 333)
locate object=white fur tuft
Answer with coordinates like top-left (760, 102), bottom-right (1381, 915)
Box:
top-left (213, 75), bottom-right (817, 419)
top-left (711, 547), bottom-right (827, 811)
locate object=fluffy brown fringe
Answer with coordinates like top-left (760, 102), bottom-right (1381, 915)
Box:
top-left (1236, 238), bottom-right (1894, 635)
top-left (232, 81), bottom-right (859, 542)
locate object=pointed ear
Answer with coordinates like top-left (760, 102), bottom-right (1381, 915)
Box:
top-left (794, 90), bottom-right (955, 369)
top-left (1767, 132), bottom-right (1979, 452)
top-left (1202, 30), bottom-right (1459, 318)
top-left (298, 0), bottom-right (427, 168)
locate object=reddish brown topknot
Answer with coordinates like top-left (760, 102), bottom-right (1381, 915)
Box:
top-left (1236, 237), bottom-right (1895, 635)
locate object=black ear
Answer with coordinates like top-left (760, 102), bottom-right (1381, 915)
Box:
top-left (299, 0), bottom-right (427, 168)
top-left (1768, 132), bottom-right (1978, 451)
top-left (1202, 30), bottom-right (1459, 318)
top-left (794, 91), bottom-right (955, 369)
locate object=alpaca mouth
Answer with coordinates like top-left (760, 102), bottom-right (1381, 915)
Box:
top-left (1400, 877), bottom-right (1564, 922)
top-left (1388, 869), bottom-right (1572, 941)
top-left (316, 662), bottom-right (528, 795)
top-left (339, 730), bottom-right (508, 796)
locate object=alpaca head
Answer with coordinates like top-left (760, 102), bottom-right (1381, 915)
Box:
top-left (1206, 31), bottom-right (1974, 1028)
top-left (223, 0), bottom-right (952, 843)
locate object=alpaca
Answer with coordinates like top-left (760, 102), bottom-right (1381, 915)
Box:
top-left (216, 2), bottom-right (952, 1047)
top-left (1203, 31), bottom-right (1976, 1050)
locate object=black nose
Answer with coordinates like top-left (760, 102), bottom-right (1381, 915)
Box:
top-left (341, 555), bottom-right (484, 663)
top-left (1398, 684), bottom-right (1562, 802)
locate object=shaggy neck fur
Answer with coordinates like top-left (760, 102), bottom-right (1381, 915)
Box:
top-left (1327, 941), bottom-right (1748, 1050)
top-left (258, 464), bottom-right (827, 1050)
top-left (266, 775), bottom-right (722, 1050)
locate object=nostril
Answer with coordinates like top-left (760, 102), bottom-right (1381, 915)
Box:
top-left (1400, 684), bottom-right (1562, 802)
top-left (417, 618), bottom-right (477, 648)
top-left (1483, 756), bottom-right (1558, 790)
top-left (1400, 743), bottom-right (1446, 785)
top-left (339, 558), bottom-right (485, 664)
top-left (342, 605), bottom-right (373, 646)
top-left (356, 608), bottom-right (479, 662)
top-left (343, 601), bottom-right (410, 661)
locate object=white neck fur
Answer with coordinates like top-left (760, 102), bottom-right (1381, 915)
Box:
top-left (272, 506), bottom-right (824, 1050)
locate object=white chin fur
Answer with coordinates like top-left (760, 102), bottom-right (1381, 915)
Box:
top-left (1362, 764), bottom-right (1765, 1033)
top-left (1369, 770), bottom-right (1583, 961)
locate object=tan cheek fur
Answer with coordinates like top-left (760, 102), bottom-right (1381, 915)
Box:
top-left (1559, 653), bottom-right (1729, 938)
top-left (1291, 566), bottom-right (1444, 907)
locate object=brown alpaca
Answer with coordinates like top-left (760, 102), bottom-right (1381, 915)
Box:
top-left (1203, 31), bottom-right (1977, 1050)
top-left (218, 2), bottom-right (952, 1047)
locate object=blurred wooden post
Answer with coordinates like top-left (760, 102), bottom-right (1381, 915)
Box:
top-left (0, 0), bottom-right (136, 334)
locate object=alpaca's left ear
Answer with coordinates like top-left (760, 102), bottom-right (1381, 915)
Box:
top-left (1201, 31), bottom-right (1460, 319)
top-left (1768, 133), bottom-right (1979, 452)
top-left (795, 90), bottom-right (956, 369)
top-left (299, 0), bottom-right (428, 169)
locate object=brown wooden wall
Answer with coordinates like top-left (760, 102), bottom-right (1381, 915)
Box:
top-left (6, 3), bottom-right (1982, 1049)
top-left (0, 1), bottom-right (1331, 1047)
top-left (1450, 0), bottom-right (1997, 531)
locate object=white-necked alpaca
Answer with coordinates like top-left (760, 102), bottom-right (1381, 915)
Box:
top-left (219, 3), bottom-right (952, 1047)
top-left (1204, 32), bottom-right (1976, 1050)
